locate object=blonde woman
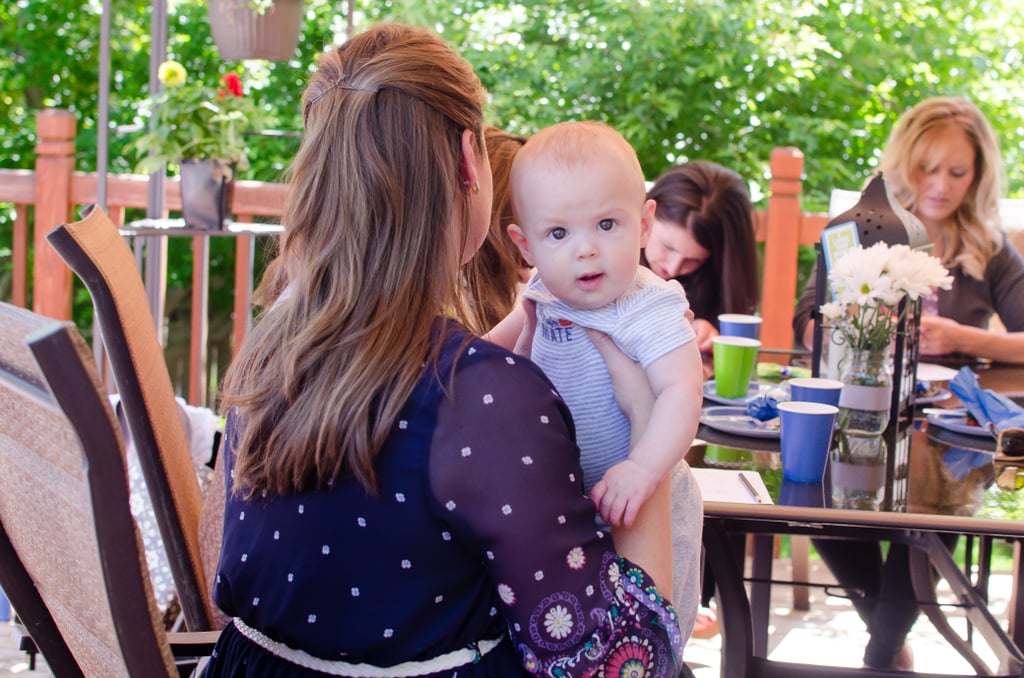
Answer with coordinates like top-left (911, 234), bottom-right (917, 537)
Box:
top-left (797, 96), bottom-right (1024, 671)
top-left (795, 96), bottom-right (1024, 363)
top-left (206, 24), bottom-right (683, 677)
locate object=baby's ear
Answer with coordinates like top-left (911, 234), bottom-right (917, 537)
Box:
top-left (507, 224), bottom-right (535, 266)
top-left (639, 198), bottom-right (656, 248)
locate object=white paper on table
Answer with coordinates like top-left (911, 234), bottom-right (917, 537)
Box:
top-left (691, 468), bottom-right (774, 505)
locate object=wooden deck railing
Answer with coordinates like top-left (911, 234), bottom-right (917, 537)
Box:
top-left (1, 108), bottom-right (827, 405)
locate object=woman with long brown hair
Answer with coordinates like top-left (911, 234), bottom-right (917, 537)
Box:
top-left (206, 23), bottom-right (683, 677)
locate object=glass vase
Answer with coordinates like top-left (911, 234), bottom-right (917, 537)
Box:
top-left (837, 348), bottom-right (892, 434)
top-left (830, 348), bottom-right (892, 510)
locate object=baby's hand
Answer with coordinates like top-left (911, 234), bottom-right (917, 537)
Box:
top-left (589, 459), bottom-right (659, 528)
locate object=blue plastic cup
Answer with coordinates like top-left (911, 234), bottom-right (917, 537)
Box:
top-left (778, 401), bottom-right (838, 482)
top-left (779, 478), bottom-right (826, 508)
top-left (718, 313), bottom-right (762, 340)
top-left (789, 377), bottom-right (844, 407)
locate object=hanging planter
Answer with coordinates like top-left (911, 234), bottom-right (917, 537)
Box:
top-left (180, 159), bottom-right (235, 230)
top-left (207, 0), bottom-right (304, 62)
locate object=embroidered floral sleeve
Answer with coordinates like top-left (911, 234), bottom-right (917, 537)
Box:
top-left (429, 342), bottom-right (683, 676)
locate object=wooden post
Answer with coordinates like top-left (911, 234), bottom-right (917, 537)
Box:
top-left (760, 147), bottom-right (804, 351)
top-left (33, 109), bottom-right (76, 320)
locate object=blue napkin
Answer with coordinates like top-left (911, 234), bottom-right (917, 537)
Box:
top-left (745, 395), bottom-right (780, 421)
top-left (942, 447), bottom-right (993, 481)
top-left (948, 367), bottom-right (1024, 446)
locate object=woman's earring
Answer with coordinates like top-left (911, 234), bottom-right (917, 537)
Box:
top-left (463, 179), bottom-right (480, 194)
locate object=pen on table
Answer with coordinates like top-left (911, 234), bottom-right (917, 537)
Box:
top-left (738, 472), bottom-right (765, 504)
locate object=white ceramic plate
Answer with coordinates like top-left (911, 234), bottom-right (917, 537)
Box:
top-left (702, 380), bottom-right (765, 406)
top-left (700, 406), bottom-right (781, 439)
top-left (926, 409), bottom-right (992, 438)
top-left (917, 363), bottom-right (960, 383)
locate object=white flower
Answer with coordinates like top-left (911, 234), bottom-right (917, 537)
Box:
top-left (819, 301), bottom-right (844, 321)
top-left (566, 547), bottom-right (586, 569)
top-left (498, 583), bottom-right (516, 605)
top-left (544, 605), bottom-right (573, 639)
top-left (821, 242), bottom-right (951, 352)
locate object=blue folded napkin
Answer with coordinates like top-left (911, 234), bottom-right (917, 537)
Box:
top-left (949, 367), bottom-right (1024, 449)
top-left (745, 395), bottom-right (780, 421)
top-left (942, 447), bottom-right (993, 481)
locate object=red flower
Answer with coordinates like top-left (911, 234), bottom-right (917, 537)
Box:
top-left (219, 72), bottom-right (244, 98)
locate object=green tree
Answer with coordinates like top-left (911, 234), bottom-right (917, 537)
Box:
top-left (3, 0), bottom-right (1024, 397)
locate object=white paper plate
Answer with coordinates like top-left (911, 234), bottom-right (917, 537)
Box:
top-left (702, 380), bottom-right (765, 406)
top-left (917, 363), bottom-right (960, 383)
top-left (926, 409), bottom-right (992, 438)
top-left (700, 406), bottom-right (781, 439)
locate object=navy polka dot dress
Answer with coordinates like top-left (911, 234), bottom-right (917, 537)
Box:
top-left (207, 322), bottom-right (682, 676)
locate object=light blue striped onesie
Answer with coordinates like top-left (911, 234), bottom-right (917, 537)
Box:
top-left (523, 266), bottom-right (695, 493)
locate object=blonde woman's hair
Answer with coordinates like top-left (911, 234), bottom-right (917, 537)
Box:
top-left (878, 96), bottom-right (1006, 280)
top-left (221, 24), bottom-right (486, 496)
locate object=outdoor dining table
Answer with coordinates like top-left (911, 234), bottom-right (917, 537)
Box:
top-left (693, 362), bottom-right (1024, 678)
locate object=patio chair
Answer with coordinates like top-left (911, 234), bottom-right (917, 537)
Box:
top-left (0, 301), bottom-right (218, 676)
top-left (46, 204), bottom-right (224, 632)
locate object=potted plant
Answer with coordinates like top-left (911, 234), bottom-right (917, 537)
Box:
top-left (207, 0), bottom-right (305, 62)
top-left (133, 60), bottom-right (274, 229)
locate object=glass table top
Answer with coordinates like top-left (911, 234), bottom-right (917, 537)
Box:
top-left (690, 363), bottom-right (1024, 532)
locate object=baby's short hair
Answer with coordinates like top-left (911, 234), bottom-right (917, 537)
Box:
top-left (511, 121), bottom-right (647, 211)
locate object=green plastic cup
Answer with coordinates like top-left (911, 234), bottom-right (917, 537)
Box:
top-left (703, 444), bottom-right (753, 468)
top-left (713, 336), bottom-right (761, 399)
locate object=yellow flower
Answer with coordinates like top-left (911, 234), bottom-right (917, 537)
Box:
top-left (158, 60), bottom-right (187, 88)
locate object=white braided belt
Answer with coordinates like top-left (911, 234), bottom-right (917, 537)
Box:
top-left (232, 617), bottom-right (504, 677)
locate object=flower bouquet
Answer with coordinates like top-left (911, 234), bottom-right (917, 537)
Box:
top-left (820, 241), bottom-right (953, 353)
top-left (821, 241), bottom-right (952, 508)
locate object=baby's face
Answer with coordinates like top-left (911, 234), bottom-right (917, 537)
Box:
top-left (510, 154), bottom-right (652, 310)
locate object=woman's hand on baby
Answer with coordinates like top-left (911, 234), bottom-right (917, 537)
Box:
top-left (513, 298), bottom-right (537, 359)
top-left (692, 318), bottom-right (718, 353)
top-left (586, 328), bottom-right (654, 429)
top-left (589, 460), bottom-right (659, 527)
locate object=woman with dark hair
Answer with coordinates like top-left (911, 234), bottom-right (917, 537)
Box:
top-left (643, 161), bottom-right (760, 352)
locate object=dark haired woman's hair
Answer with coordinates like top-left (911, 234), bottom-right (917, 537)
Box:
top-left (461, 125), bottom-right (528, 335)
top-left (221, 24), bottom-right (486, 496)
top-left (645, 161), bottom-right (759, 324)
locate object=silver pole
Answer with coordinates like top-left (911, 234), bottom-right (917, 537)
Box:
top-left (146, 0), bottom-right (169, 343)
top-left (97, 0), bottom-right (111, 210)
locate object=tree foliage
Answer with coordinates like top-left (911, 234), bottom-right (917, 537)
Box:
top-left (3, 0), bottom-right (1023, 395)
top-left (4, 0), bottom-right (1023, 201)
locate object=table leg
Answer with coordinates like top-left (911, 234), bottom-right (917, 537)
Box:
top-left (908, 532), bottom-right (1024, 674)
top-left (751, 534), bottom-right (774, 657)
top-left (1011, 539), bottom-right (1023, 649)
top-left (702, 519), bottom-right (752, 678)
